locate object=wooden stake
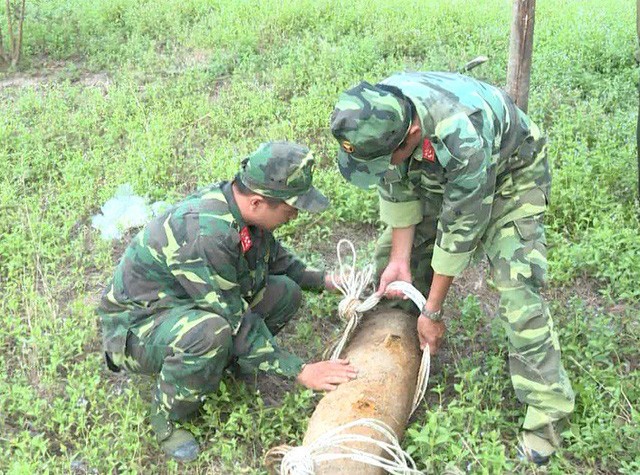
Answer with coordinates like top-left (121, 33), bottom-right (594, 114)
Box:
top-left (636, 0), bottom-right (640, 198)
top-left (505, 0), bottom-right (536, 113)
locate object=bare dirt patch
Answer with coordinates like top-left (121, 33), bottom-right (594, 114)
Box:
top-left (0, 74), bottom-right (44, 88)
top-left (452, 258), bottom-right (498, 314)
top-left (0, 62), bottom-right (110, 91)
top-left (172, 48), bottom-right (213, 70)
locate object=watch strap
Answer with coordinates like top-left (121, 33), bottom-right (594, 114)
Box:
top-left (422, 306), bottom-right (443, 322)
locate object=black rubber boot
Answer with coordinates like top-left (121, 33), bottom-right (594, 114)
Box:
top-left (150, 402), bottom-right (200, 463)
top-left (518, 423), bottom-right (562, 466)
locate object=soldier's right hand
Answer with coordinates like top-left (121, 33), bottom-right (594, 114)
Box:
top-left (377, 261), bottom-right (412, 299)
top-left (296, 359), bottom-right (358, 391)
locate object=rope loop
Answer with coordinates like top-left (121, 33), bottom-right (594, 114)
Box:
top-left (331, 239), bottom-right (376, 318)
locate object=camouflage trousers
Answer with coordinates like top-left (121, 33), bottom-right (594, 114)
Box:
top-left (109, 275), bottom-right (302, 421)
top-left (375, 158), bottom-right (574, 433)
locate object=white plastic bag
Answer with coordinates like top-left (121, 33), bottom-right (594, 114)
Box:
top-left (91, 184), bottom-right (170, 240)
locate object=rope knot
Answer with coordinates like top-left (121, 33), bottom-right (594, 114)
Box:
top-left (338, 297), bottom-right (361, 321)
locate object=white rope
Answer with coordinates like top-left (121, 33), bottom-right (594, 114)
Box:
top-left (268, 419), bottom-right (423, 475)
top-left (411, 345), bottom-right (430, 417)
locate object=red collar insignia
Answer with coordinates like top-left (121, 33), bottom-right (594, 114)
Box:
top-left (422, 138), bottom-right (436, 162)
top-left (239, 226), bottom-right (252, 253)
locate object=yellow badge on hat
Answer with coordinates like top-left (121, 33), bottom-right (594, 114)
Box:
top-left (341, 140), bottom-right (355, 154)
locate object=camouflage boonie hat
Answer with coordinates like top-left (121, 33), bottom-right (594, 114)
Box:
top-left (239, 141), bottom-right (329, 213)
top-left (330, 81), bottom-right (412, 189)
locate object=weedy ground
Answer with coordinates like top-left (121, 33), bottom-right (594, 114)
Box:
top-left (0, 0), bottom-right (638, 473)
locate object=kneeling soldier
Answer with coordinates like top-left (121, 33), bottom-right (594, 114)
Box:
top-left (97, 142), bottom-right (357, 462)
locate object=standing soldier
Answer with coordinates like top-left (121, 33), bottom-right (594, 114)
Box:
top-left (97, 142), bottom-right (357, 462)
top-left (329, 72), bottom-right (574, 464)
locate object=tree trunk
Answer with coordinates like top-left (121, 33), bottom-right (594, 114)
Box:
top-left (11, 0), bottom-right (26, 67)
top-left (505, 0), bottom-right (536, 113)
top-left (1, 0), bottom-right (26, 68)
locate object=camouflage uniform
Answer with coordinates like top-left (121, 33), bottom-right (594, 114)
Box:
top-left (98, 142), bottom-right (328, 422)
top-left (330, 73), bottom-right (574, 437)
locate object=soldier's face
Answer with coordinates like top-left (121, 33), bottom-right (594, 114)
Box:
top-left (254, 200), bottom-right (299, 231)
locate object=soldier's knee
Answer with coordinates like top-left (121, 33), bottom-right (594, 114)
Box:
top-left (176, 316), bottom-right (233, 358)
top-left (281, 277), bottom-right (302, 316)
top-left (288, 279), bottom-right (302, 310)
top-left (270, 275), bottom-right (302, 310)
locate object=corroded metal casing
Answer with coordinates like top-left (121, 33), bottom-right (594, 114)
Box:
top-left (302, 308), bottom-right (421, 474)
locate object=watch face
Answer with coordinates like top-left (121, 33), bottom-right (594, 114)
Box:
top-left (426, 310), bottom-right (442, 321)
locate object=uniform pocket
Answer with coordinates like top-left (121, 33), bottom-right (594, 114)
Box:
top-left (237, 269), bottom-right (253, 295)
top-left (513, 215), bottom-right (546, 245)
top-left (509, 136), bottom-right (536, 170)
top-left (509, 135), bottom-right (547, 171)
top-left (511, 214), bottom-right (548, 287)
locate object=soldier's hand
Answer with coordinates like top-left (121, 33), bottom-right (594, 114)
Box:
top-left (377, 261), bottom-right (412, 299)
top-left (324, 272), bottom-right (343, 292)
top-left (417, 315), bottom-right (445, 354)
top-left (296, 359), bottom-right (358, 391)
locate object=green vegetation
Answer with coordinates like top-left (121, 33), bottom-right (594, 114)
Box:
top-left (1, 0), bottom-right (638, 473)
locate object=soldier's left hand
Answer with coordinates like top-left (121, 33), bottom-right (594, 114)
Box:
top-left (324, 272), bottom-right (343, 292)
top-left (417, 315), bottom-right (446, 354)
top-left (296, 359), bottom-right (358, 391)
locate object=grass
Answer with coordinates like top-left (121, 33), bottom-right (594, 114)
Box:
top-left (1, 0), bottom-right (638, 473)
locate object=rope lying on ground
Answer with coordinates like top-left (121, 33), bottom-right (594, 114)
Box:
top-left (266, 240), bottom-right (431, 474)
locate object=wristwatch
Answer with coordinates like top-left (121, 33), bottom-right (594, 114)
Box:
top-left (422, 306), bottom-right (444, 322)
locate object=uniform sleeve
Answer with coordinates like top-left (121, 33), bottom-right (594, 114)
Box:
top-left (269, 239), bottom-right (325, 290)
top-left (233, 312), bottom-right (304, 379)
top-left (166, 221), bottom-right (249, 331)
top-left (431, 111), bottom-right (496, 276)
top-left (377, 174), bottom-right (423, 228)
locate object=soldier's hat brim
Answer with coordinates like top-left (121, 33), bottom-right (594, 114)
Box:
top-left (285, 185), bottom-right (329, 213)
top-left (337, 148), bottom-right (391, 190)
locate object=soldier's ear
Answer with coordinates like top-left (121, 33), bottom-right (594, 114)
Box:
top-left (408, 119), bottom-right (421, 137)
top-left (248, 195), bottom-right (263, 211)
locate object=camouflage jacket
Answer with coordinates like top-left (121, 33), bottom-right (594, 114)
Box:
top-left (98, 181), bottom-right (324, 378)
top-left (378, 72), bottom-right (547, 276)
